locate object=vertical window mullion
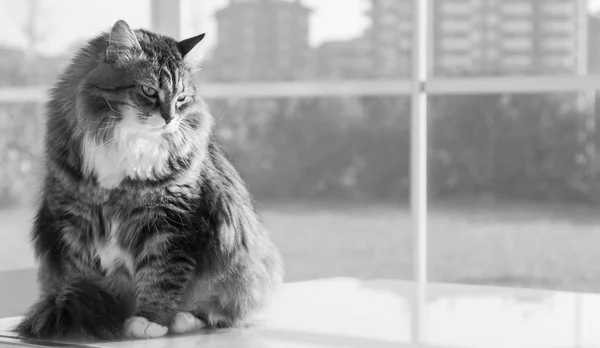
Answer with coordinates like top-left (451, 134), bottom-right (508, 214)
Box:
top-left (411, 0), bottom-right (430, 344)
top-left (411, 0), bottom-right (430, 286)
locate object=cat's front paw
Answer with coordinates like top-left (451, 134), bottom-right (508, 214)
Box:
top-left (124, 316), bottom-right (168, 338)
top-left (170, 312), bottom-right (205, 334)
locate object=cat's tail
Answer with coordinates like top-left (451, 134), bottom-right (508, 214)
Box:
top-left (14, 279), bottom-right (133, 340)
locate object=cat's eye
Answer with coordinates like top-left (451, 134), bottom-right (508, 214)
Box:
top-left (177, 95), bottom-right (187, 103)
top-left (141, 85), bottom-right (158, 98)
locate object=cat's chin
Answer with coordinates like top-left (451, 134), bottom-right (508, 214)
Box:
top-left (137, 125), bottom-right (169, 135)
top-left (82, 129), bottom-right (171, 188)
top-left (116, 125), bottom-right (174, 143)
top-left (134, 121), bottom-right (179, 136)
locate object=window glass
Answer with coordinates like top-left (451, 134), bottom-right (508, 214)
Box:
top-left (428, 92), bottom-right (600, 292)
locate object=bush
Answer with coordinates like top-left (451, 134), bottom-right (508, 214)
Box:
top-left (0, 93), bottom-right (598, 207)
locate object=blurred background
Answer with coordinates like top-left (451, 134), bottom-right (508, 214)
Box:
top-left (0, 0), bottom-right (600, 316)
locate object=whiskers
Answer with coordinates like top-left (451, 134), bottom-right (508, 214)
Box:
top-left (81, 109), bottom-right (120, 137)
top-left (135, 112), bottom-right (154, 121)
top-left (103, 98), bottom-right (123, 115)
top-left (165, 120), bottom-right (199, 164)
top-left (177, 121), bottom-right (196, 135)
top-left (89, 136), bottom-right (118, 152)
top-left (90, 124), bottom-right (118, 132)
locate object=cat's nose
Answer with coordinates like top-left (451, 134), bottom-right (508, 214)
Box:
top-left (162, 115), bottom-right (174, 124)
top-left (160, 104), bottom-right (176, 124)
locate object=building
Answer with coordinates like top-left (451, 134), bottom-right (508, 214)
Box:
top-left (590, 14), bottom-right (600, 74)
top-left (590, 14), bottom-right (600, 114)
top-left (211, 0), bottom-right (311, 81)
top-left (313, 35), bottom-right (371, 79)
top-left (435, 0), bottom-right (583, 75)
top-left (368, 0), bottom-right (584, 77)
top-left (368, 0), bottom-right (413, 78)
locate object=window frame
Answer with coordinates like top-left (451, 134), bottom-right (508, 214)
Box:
top-left (143, 0), bottom-right (600, 292)
top-left (0, 0), bottom-right (599, 321)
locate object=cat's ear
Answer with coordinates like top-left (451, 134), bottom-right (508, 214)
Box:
top-left (106, 20), bottom-right (141, 63)
top-left (178, 33), bottom-right (206, 67)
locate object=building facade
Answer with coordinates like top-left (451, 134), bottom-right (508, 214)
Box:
top-left (368, 0), bottom-right (413, 78)
top-left (212, 0), bottom-right (311, 81)
top-left (435, 0), bottom-right (581, 75)
top-left (369, 0), bottom-right (584, 77)
top-left (313, 35), bottom-right (371, 79)
top-left (590, 14), bottom-right (600, 74)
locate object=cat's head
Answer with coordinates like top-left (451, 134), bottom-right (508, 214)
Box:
top-left (73, 20), bottom-right (212, 186)
top-left (77, 19), bottom-right (210, 145)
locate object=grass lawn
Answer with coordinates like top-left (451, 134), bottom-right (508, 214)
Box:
top-left (2, 200), bottom-right (600, 293)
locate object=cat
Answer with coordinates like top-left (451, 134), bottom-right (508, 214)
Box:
top-left (15, 20), bottom-right (283, 340)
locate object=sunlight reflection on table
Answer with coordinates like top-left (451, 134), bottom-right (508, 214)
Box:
top-left (1, 278), bottom-right (600, 348)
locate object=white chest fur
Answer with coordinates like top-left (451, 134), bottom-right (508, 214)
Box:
top-left (81, 108), bottom-right (170, 188)
top-left (94, 220), bottom-right (135, 276)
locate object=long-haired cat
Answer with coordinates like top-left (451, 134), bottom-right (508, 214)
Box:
top-left (15, 20), bottom-right (283, 340)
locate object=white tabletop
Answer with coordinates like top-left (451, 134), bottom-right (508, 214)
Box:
top-left (0, 278), bottom-right (599, 348)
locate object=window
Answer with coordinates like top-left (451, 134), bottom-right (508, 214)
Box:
top-left (542, 20), bottom-right (576, 33)
top-left (440, 55), bottom-right (473, 68)
top-left (0, 0), bottom-right (152, 317)
top-left (543, 54), bottom-right (576, 68)
top-left (428, 92), bottom-right (598, 290)
top-left (503, 55), bottom-right (531, 66)
top-left (502, 20), bottom-right (533, 33)
top-left (440, 38), bottom-right (471, 50)
top-left (1, 0), bottom-right (599, 329)
top-left (440, 19), bottom-right (471, 32)
top-left (543, 37), bottom-right (573, 51)
top-left (485, 48), bottom-right (499, 60)
top-left (0, 0), bottom-right (413, 318)
top-left (428, 0), bottom-right (600, 294)
top-left (543, 3), bottom-right (575, 16)
top-left (502, 3), bottom-right (533, 15)
top-left (502, 38), bottom-right (532, 50)
top-left (440, 1), bottom-right (470, 15)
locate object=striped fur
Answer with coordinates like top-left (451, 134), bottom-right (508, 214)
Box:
top-left (16, 20), bottom-right (283, 340)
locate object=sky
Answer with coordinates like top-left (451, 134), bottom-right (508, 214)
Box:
top-left (181, 0), bottom-right (369, 50)
top-left (0, 0), bottom-right (598, 56)
top-left (0, 0), bottom-right (368, 56)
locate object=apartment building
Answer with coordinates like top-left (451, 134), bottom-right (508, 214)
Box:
top-left (211, 0), bottom-right (311, 81)
top-left (313, 35), bottom-right (372, 79)
top-left (369, 0), bottom-right (583, 76)
top-left (368, 0), bottom-right (414, 78)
